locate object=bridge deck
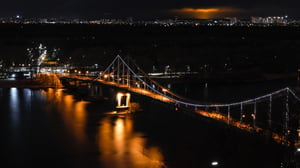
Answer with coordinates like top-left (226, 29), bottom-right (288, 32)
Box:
top-left (97, 79), bottom-right (175, 103)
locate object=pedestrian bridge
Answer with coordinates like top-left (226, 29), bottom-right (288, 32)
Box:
top-left (60, 55), bottom-right (300, 147)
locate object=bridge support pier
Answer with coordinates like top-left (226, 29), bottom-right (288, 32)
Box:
top-left (90, 85), bottom-right (103, 97)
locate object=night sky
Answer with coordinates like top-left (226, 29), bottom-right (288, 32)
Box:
top-left (1, 0), bottom-right (300, 19)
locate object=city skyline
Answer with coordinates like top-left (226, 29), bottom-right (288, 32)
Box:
top-left (1, 0), bottom-right (300, 19)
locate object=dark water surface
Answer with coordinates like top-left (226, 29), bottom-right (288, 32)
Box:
top-left (171, 79), bottom-right (299, 103)
top-left (0, 87), bottom-right (295, 168)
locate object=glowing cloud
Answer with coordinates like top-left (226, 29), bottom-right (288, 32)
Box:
top-left (170, 7), bottom-right (242, 19)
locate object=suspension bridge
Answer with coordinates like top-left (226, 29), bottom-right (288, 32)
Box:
top-left (64, 55), bottom-right (300, 147)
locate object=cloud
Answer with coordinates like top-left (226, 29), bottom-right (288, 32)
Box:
top-left (170, 7), bottom-right (243, 19)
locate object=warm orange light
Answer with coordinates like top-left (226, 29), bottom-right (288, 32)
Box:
top-left (97, 115), bottom-right (165, 168)
top-left (104, 74), bottom-right (108, 78)
top-left (117, 92), bottom-right (124, 101)
top-left (170, 7), bottom-right (241, 19)
top-left (181, 8), bottom-right (220, 13)
top-left (116, 92), bottom-right (130, 108)
top-left (41, 89), bottom-right (89, 146)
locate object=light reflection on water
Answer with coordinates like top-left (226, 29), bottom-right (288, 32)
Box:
top-left (40, 88), bottom-right (165, 168)
top-left (98, 117), bottom-right (165, 168)
top-left (1, 87), bottom-right (289, 168)
top-left (9, 88), bottom-right (20, 127)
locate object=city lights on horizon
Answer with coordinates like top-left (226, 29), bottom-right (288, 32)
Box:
top-left (0, 14), bottom-right (299, 27)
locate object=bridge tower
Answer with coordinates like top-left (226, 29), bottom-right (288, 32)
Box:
top-left (116, 92), bottom-right (131, 110)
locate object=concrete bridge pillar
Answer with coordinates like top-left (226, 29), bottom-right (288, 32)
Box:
top-left (91, 85), bottom-right (103, 97)
top-left (75, 80), bottom-right (79, 87)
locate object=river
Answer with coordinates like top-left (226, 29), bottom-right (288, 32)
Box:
top-left (0, 83), bottom-right (298, 167)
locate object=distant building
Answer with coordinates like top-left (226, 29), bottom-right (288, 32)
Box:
top-left (251, 16), bottom-right (288, 25)
top-left (0, 71), bottom-right (7, 79)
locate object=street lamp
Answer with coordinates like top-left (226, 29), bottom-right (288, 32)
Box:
top-left (162, 88), bottom-right (167, 95)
